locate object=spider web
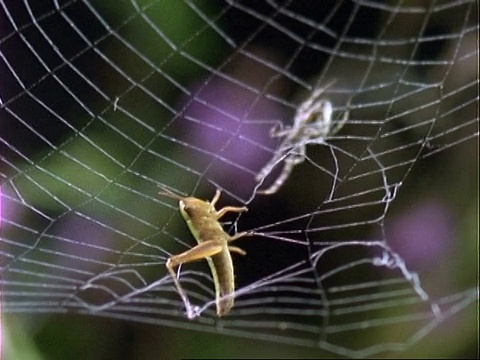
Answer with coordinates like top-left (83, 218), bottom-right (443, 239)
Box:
top-left (0, 0), bottom-right (478, 358)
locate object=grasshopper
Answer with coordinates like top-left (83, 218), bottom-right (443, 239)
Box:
top-left (159, 187), bottom-right (248, 317)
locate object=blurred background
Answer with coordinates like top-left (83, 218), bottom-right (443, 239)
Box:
top-left (1, 0), bottom-right (478, 358)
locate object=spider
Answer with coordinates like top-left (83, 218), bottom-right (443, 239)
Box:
top-left (256, 83), bottom-right (350, 195)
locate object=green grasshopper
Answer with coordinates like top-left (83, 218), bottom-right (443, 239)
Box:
top-left (159, 187), bottom-right (248, 317)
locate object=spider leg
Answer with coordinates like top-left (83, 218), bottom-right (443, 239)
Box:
top-left (271, 124), bottom-right (293, 138)
top-left (269, 122), bottom-right (282, 137)
top-left (330, 96), bottom-right (351, 136)
top-left (256, 126), bottom-right (303, 180)
top-left (257, 122), bottom-right (298, 184)
top-left (255, 149), bottom-right (288, 183)
top-left (257, 151), bottom-right (305, 195)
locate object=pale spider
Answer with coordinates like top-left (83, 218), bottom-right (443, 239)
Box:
top-left (256, 83), bottom-right (350, 195)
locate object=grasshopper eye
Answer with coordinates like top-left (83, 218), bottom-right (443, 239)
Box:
top-left (179, 200), bottom-right (192, 218)
top-left (180, 202), bottom-right (192, 214)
